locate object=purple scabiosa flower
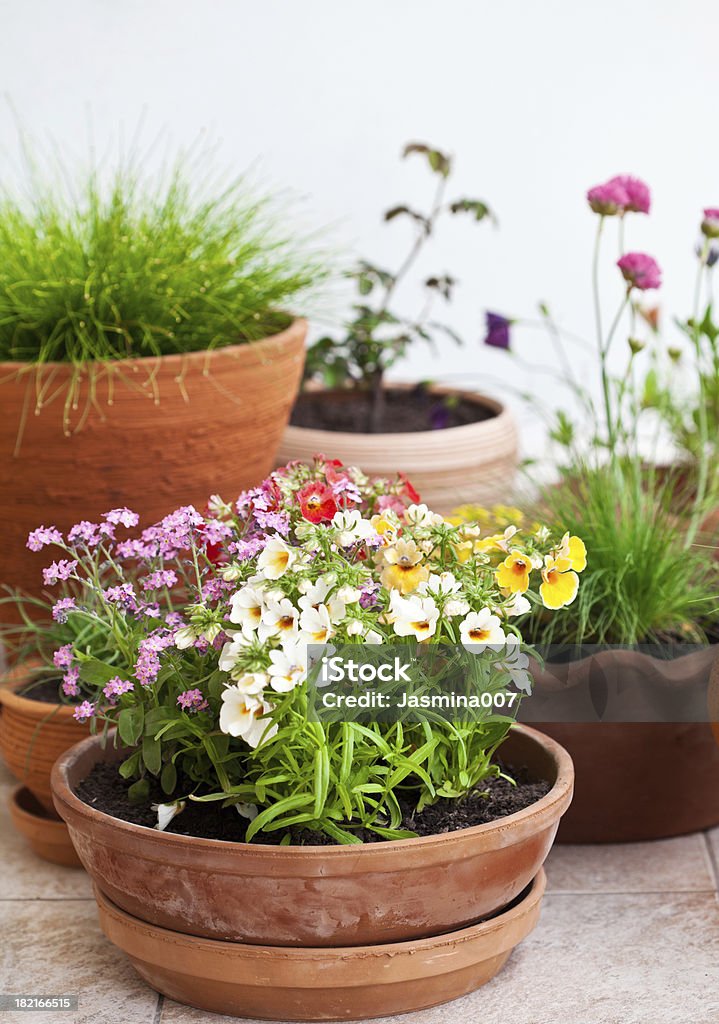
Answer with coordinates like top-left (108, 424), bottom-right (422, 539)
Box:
top-left (177, 688), bottom-right (209, 713)
top-left (42, 559), bottom-right (77, 586)
top-left (606, 175), bottom-right (651, 214)
top-left (617, 252), bottom-right (662, 291)
top-left (53, 643), bottom-right (74, 670)
top-left (52, 597), bottom-right (77, 623)
top-left (586, 179), bottom-right (629, 215)
top-left (484, 312), bottom-right (512, 350)
top-left (141, 569), bottom-right (178, 591)
top-left (27, 525), bottom-right (63, 552)
top-left (68, 521), bottom-right (101, 547)
top-left (104, 508), bottom-right (140, 528)
top-left (73, 700), bottom-right (95, 722)
top-left (701, 208), bottom-right (719, 239)
top-left (102, 676), bottom-right (135, 704)
top-left (62, 666), bottom-right (80, 698)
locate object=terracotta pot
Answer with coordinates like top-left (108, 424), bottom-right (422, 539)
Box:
top-left (527, 647), bottom-right (719, 843)
top-left (95, 870), bottom-right (546, 1021)
top-left (0, 320), bottom-right (306, 613)
top-left (52, 724), bottom-right (572, 947)
top-left (0, 670), bottom-right (88, 812)
top-left (277, 386), bottom-right (519, 514)
top-left (8, 785), bottom-right (81, 868)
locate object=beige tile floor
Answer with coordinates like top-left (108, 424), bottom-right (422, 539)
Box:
top-left (1, 759), bottom-right (718, 1024)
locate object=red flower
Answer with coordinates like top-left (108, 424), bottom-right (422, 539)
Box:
top-left (197, 524), bottom-right (225, 566)
top-left (398, 472), bottom-right (421, 504)
top-left (297, 482), bottom-right (338, 524)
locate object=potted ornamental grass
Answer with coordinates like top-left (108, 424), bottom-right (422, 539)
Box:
top-left (0, 150), bottom-right (325, 609)
top-left (41, 458), bottom-right (577, 1019)
top-left (475, 174), bottom-right (719, 842)
top-left (276, 143), bottom-right (518, 512)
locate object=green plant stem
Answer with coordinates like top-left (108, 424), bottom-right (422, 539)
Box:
top-left (685, 243), bottom-right (711, 547)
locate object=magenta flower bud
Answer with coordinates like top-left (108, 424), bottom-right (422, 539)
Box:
top-left (701, 208), bottom-right (719, 239)
top-left (586, 180), bottom-right (629, 216)
top-left (606, 175), bottom-right (651, 214)
top-left (617, 252), bottom-right (662, 291)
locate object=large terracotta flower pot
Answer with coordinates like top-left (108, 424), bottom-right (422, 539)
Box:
top-left (277, 386), bottom-right (519, 514)
top-left (52, 723), bottom-right (572, 947)
top-left (0, 319), bottom-right (306, 612)
top-left (0, 670), bottom-right (87, 813)
top-left (94, 871), bottom-right (546, 1022)
top-left (525, 646), bottom-right (719, 843)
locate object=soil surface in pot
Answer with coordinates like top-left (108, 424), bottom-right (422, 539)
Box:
top-left (18, 678), bottom-right (76, 705)
top-left (75, 761), bottom-right (549, 845)
top-left (290, 387), bottom-right (496, 435)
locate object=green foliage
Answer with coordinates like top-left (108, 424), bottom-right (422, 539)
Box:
top-left (0, 159), bottom-right (325, 365)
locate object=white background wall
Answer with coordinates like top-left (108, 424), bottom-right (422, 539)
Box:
top-left (1, 0), bottom-right (717, 460)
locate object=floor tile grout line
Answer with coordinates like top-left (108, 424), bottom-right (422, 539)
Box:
top-left (0, 897), bottom-right (95, 902)
top-left (701, 831), bottom-right (719, 892)
top-left (545, 888), bottom-right (718, 896)
top-left (153, 992), bottom-right (164, 1024)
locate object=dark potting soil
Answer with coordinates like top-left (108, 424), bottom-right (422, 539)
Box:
top-left (75, 761), bottom-right (549, 846)
top-left (289, 387), bottom-right (495, 435)
top-left (19, 678), bottom-right (76, 705)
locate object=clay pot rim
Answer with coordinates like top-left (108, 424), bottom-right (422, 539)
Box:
top-left (96, 867), bottom-right (546, 966)
top-left (9, 784), bottom-right (68, 834)
top-left (0, 671), bottom-right (78, 721)
top-left (53, 723), bottom-right (573, 858)
top-left (0, 317), bottom-right (307, 375)
top-left (289, 383), bottom-right (511, 442)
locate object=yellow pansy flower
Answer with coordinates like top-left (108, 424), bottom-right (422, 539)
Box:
top-left (380, 539), bottom-right (430, 595)
top-left (539, 555), bottom-right (579, 609)
top-left (495, 549), bottom-right (532, 593)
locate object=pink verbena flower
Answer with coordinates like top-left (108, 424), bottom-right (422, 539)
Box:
top-left (606, 175), bottom-right (651, 214)
top-left (73, 700), bottom-right (95, 722)
top-left (62, 666), bottom-right (80, 697)
top-left (141, 570), bottom-right (178, 591)
top-left (617, 252), bottom-right (662, 290)
top-left (102, 676), bottom-right (135, 704)
top-left (587, 179), bottom-right (629, 216)
top-left (177, 688), bottom-right (209, 713)
top-left (53, 644), bottom-right (74, 670)
top-left (52, 597), bottom-right (77, 623)
top-left (43, 560), bottom-right (77, 586)
top-left (27, 525), bottom-right (63, 552)
top-left (702, 208), bottom-right (719, 239)
top-left (104, 508), bottom-right (140, 528)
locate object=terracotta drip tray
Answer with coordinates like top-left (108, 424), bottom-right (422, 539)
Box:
top-left (9, 786), bottom-right (82, 868)
top-left (95, 869), bottom-right (546, 1021)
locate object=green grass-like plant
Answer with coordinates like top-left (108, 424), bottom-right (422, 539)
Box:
top-left (0, 162), bottom-right (323, 366)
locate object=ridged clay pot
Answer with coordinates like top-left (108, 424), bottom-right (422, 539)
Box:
top-left (52, 724), bottom-right (572, 947)
top-left (0, 670), bottom-right (88, 813)
top-left (277, 386), bottom-right (519, 515)
top-left (95, 871), bottom-right (546, 1021)
top-left (527, 646), bottom-right (719, 843)
top-left (9, 786), bottom-right (82, 868)
top-left (0, 320), bottom-right (306, 614)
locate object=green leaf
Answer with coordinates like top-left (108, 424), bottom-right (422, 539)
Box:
top-left (245, 793), bottom-right (314, 842)
top-left (449, 198), bottom-right (493, 222)
top-left (118, 750), bottom-right (142, 780)
top-left (118, 705), bottom-right (144, 747)
top-left (77, 656), bottom-right (122, 686)
top-left (127, 778), bottom-right (150, 804)
top-left (402, 142), bottom-right (452, 177)
top-left (142, 734), bottom-right (162, 776)
top-left (160, 761), bottom-right (177, 795)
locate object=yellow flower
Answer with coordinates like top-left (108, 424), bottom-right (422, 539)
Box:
top-left (371, 513), bottom-right (400, 542)
top-left (495, 549), bottom-right (532, 593)
top-left (558, 533), bottom-right (587, 573)
top-left (380, 539), bottom-right (429, 595)
top-left (539, 555), bottom-right (579, 609)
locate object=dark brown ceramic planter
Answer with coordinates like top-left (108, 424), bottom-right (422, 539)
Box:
top-left (0, 669), bottom-right (88, 812)
top-left (52, 724), bottom-right (572, 947)
top-left (529, 647), bottom-right (719, 843)
top-left (95, 870), bottom-right (546, 1021)
top-left (8, 786), bottom-right (81, 868)
top-left (0, 320), bottom-right (306, 617)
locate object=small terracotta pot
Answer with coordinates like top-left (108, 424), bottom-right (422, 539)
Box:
top-left (277, 386), bottom-right (519, 514)
top-left (0, 319), bottom-right (306, 615)
top-left (0, 670), bottom-right (87, 812)
top-left (95, 870), bottom-right (546, 1021)
top-left (52, 724), bottom-right (571, 947)
top-left (528, 647), bottom-right (719, 843)
top-left (8, 785), bottom-right (81, 868)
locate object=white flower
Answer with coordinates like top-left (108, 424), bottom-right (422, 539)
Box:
top-left (390, 593), bottom-right (439, 642)
top-left (267, 640), bottom-right (307, 692)
top-left (405, 503), bottom-right (443, 529)
top-left (231, 672), bottom-right (269, 695)
top-left (459, 609), bottom-right (507, 651)
top-left (332, 509), bottom-right (375, 547)
top-left (346, 618), bottom-right (364, 636)
top-left (218, 631), bottom-right (254, 672)
top-left (235, 802), bottom-right (258, 821)
top-left (219, 687), bottom-right (277, 747)
top-left (337, 584), bottom-right (361, 604)
top-left (229, 586), bottom-right (265, 631)
top-left (299, 603), bottom-right (334, 644)
top-left (496, 525), bottom-right (519, 553)
top-left (499, 635), bottom-right (532, 693)
top-left (364, 629), bottom-right (384, 645)
top-left (173, 626), bottom-right (197, 650)
top-left (418, 572), bottom-right (469, 617)
top-left (259, 597), bottom-right (300, 642)
top-left (298, 578), bottom-right (345, 622)
top-left (152, 801), bottom-right (185, 831)
top-left (257, 536), bottom-right (296, 580)
top-left (505, 592), bottom-right (531, 617)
